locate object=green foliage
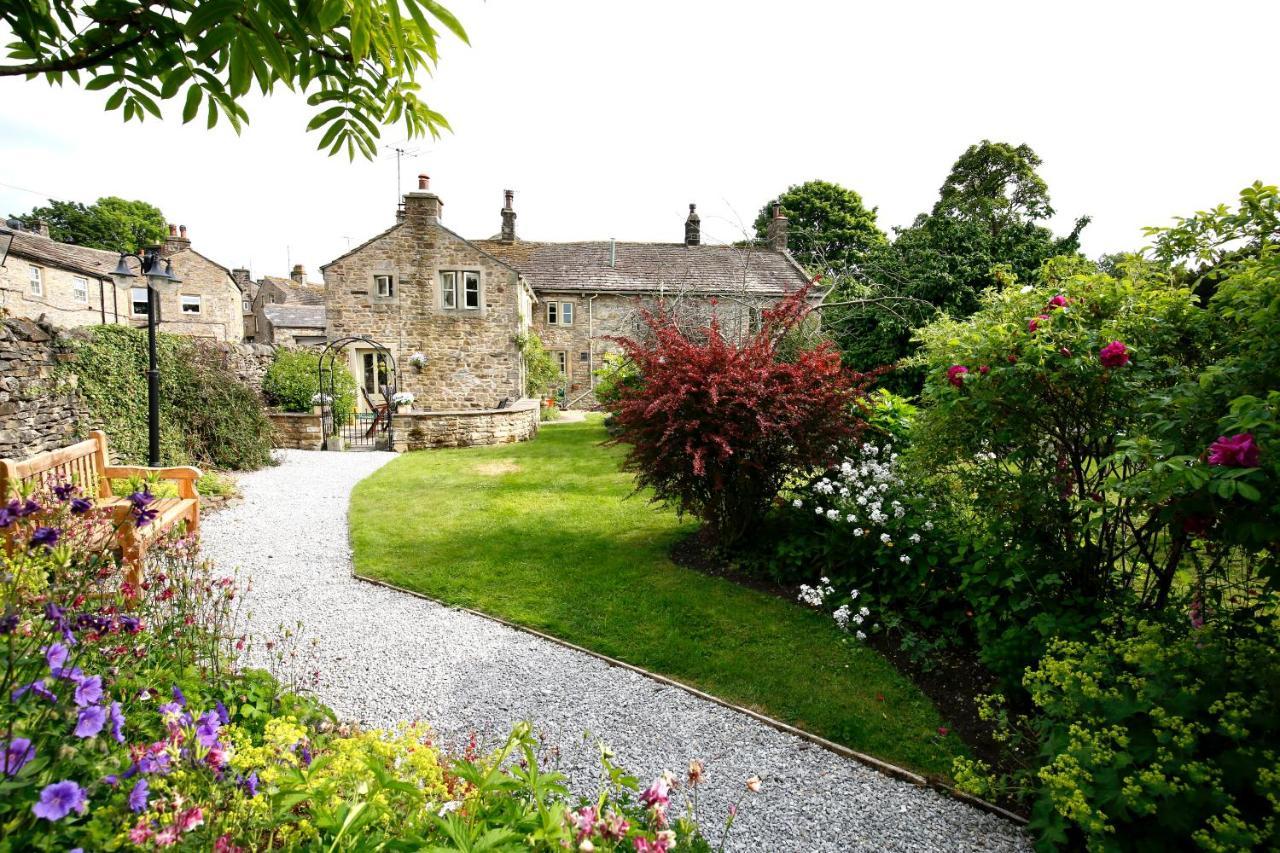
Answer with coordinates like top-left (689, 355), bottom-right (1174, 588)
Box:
top-left (1024, 617), bottom-right (1280, 851)
top-left (753, 179), bottom-right (887, 273)
top-left (518, 332), bottom-right (561, 397)
top-left (0, 0), bottom-right (468, 160)
top-left (60, 325), bottom-right (272, 470)
top-left (932, 140), bottom-right (1054, 235)
top-left (592, 352), bottom-right (640, 408)
top-left (262, 348), bottom-right (355, 420)
top-left (11, 196), bottom-right (167, 252)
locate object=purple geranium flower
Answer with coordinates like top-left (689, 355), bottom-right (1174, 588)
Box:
top-left (128, 778), bottom-right (149, 813)
top-left (171, 684), bottom-right (186, 707)
top-left (2, 737), bottom-right (35, 776)
top-left (74, 675), bottom-right (103, 708)
top-left (0, 613), bottom-right (17, 634)
top-left (240, 771), bottom-right (259, 797)
top-left (46, 642), bottom-right (69, 671)
top-left (195, 711), bottom-right (221, 748)
top-left (215, 700), bottom-right (230, 725)
top-left (20, 498), bottom-right (41, 517)
top-left (31, 526), bottom-right (60, 549)
top-left (70, 497), bottom-right (92, 515)
top-left (0, 508), bottom-right (13, 528)
top-left (119, 615), bottom-right (141, 634)
top-left (74, 705), bottom-right (107, 738)
top-left (12, 679), bottom-right (57, 703)
top-left (32, 780), bottom-right (88, 821)
top-left (53, 482), bottom-right (77, 501)
top-left (109, 701), bottom-right (126, 743)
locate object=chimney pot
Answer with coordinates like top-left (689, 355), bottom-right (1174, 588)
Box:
top-left (500, 189), bottom-right (517, 242)
top-left (290, 264), bottom-right (306, 283)
top-left (684, 203), bottom-right (701, 247)
top-left (179, 225), bottom-right (188, 239)
top-left (766, 203), bottom-right (789, 252)
top-left (168, 223), bottom-right (178, 236)
top-left (418, 174), bottom-right (430, 190)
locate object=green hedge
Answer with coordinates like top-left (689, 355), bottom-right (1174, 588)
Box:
top-left (60, 325), bottom-right (273, 470)
top-left (262, 348), bottom-right (356, 420)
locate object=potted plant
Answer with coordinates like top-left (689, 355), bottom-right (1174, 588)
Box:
top-left (407, 351), bottom-right (428, 371)
top-left (391, 390), bottom-right (415, 412)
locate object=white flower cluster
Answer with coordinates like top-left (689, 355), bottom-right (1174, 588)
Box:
top-left (797, 577), bottom-right (834, 607)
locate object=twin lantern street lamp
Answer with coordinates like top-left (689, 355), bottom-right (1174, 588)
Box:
top-left (111, 249), bottom-right (181, 467)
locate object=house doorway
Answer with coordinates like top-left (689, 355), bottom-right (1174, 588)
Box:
top-left (317, 337), bottom-right (397, 450)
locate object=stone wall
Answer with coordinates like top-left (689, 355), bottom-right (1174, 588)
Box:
top-left (196, 340), bottom-right (276, 396)
top-left (266, 410), bottom-right (325, 450)
top-left (322, 192), bottom-right (530, 411)
top-left (0, 317), bottom-right (89, 460)
top-left (391, 398), bottom-right (539, 451)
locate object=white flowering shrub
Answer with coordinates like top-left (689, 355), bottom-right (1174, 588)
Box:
top-left (773, 438), bottom-right (967, 648)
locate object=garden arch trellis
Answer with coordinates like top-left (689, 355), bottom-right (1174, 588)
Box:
top-left (316, 336), bottom-right (398, 450)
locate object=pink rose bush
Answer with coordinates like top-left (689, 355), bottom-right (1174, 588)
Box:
top-left (1098, 340), bottom-right (1130, 368)
top-left (1207, 432), bottom-right (1259, 468)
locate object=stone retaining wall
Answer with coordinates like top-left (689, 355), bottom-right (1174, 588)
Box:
top-left (267, 410), bottom-right (325, 450)
top-left (391, 398), bottom-right (539, 451)
top-left (0, 317), bottom-right (89, 460)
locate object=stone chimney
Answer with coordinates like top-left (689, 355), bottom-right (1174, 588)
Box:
top-left (766, 203), bottom-right (789, 252)
top-left (161, 222), bottom-right (191, 257)
top-left (290, 264), bottom-right (306, 284)
top-left (33, 218), bottom-right (50, 238)
top-left (231, 268), bottom-right (252, 288)
top-left (402, 174), bottom-right (443, 224)
top-left (500, 189), bottom-right (517, 243)
top-left (684, 203), bottom-right (700, 246)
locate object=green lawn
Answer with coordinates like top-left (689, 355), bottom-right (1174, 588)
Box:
top-left (349, 417), bottom-right (962, 776)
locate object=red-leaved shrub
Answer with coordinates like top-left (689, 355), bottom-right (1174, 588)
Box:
top-left (607, 284), bottom-right (876, 547)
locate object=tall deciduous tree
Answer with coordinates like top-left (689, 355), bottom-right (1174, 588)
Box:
top-left (0, 0), bottom-right (467, 159)
top-left (932, 140), bottom-right (1054, 235)
top-left (12, 196), bottom-right (167, 252)
top-left (753, 180), bottom-right (887, 273)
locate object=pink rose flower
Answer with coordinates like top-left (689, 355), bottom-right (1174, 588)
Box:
top-left (946, 365), bottom-right (968, 388)
top-left (978, 365), bottom-right (990, 375)
top-left (1099, 340), bottom-right (1130, 368)
top-left (1047, 294), bottom-right (1068, 309)
top-left (1207, 433), bottom-right (1259, 468)
top-left (1028, 314), bottom-right (1049, 333)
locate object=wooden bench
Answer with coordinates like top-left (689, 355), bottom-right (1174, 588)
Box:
top-left (0, 430), bottom-right (201, 587)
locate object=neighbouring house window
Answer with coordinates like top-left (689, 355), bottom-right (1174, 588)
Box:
top-left (131, 287), bottom-right (150, 316)
top-left (463, 272), bottom-right (480, 309)
top-left (28, 265), bottom-right (43, 296)
top-left (243, 299), bottom-right (251, 313)
top-left (72, 276), bottom-right (88, 303)
top-left (374, 274), bottom-right (395, 298)
top-left (181, 294), bottom-right (202, 314)
top-left (547, 301), bottom-right (574, 325)
top-left (440, 271), bottom-right (457, 308)
top-left (748, 306), bottom-right (764, 333)
top-left (552, 350), bottom-right (568, 376)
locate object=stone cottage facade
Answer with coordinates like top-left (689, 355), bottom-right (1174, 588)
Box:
top-left (249, 266), bottom-right (327, 346)
top-left (322, 177), bottom-right (811, 411)
top-left (0, 221), bottom-right (244, 342)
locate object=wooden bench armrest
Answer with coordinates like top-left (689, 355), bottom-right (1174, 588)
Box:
top-left (102, 466), bottom-right (203, 499)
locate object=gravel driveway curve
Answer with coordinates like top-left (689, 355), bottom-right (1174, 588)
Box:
top-left (201, 449), bottom-right (1029, 852)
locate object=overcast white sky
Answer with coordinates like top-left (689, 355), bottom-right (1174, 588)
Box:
top-left (2, 0), bottom-right (1277, 280)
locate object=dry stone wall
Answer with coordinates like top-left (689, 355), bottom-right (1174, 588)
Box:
top-left (391, 399), bottom-right (539, 450)
top-left (0, 317), bottom-right (89, 460)
top-left (266, 410), bottom-right (324, 450)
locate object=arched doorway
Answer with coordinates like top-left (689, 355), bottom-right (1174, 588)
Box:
top-left (316, 336), bottom-right (398, 450)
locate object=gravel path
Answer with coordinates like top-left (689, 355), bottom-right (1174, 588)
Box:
top-left (202, 449), bottom-right (1029, 852)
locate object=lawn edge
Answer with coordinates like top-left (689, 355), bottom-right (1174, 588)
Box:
top-left (352, 569), bottom-right (1029, 828)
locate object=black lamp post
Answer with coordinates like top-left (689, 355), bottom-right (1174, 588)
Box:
top-left (111, 248), bottom-right (181, 467)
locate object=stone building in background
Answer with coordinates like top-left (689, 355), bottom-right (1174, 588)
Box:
top-left (245, 265), bottom-right (327, 346)
top-left (323, 176), bottom-right (812, 411)
top-left (0, 220), bottom-right (245, 342)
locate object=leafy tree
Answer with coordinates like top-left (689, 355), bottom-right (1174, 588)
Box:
top-left (12, 196), bottom-right (166, 252)
top-left (517, 333), bottom-right (560, 397)
top-left (932, 140), bottom-right (1054, 235)
top-left (753, 180), bottom-right (887, 273)
top-left (0, 0), bottom-right (467, 159)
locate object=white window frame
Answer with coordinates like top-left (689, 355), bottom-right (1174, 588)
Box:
top-left (131, 287), bottom-right (150, 316)
top-left (243, 299), bottom-right (252, 313)
top-left (552, 350), bottom-right (568, 376)
top-left (28, 265), bottom-right (43, 296)
top-left (546, 300), bottom-right (574, 326)
top-left (374, 274), bottom-right (395, 298)
top-left (440, 271), bottom-right (457, 309)
top-left (181, 294), bottom-right (202, 314)
top-left (560, 301), bottom-right (574, 325)
top-left (546, 301), bottom-right (558, 324)
top-left (72, 276), bottom-right (89, 303)
top-left (463, 271), bottom-right (480, 309)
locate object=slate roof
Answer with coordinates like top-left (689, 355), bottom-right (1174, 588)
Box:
top-left (260, 276), bottom-right (325, 304)
top-left (470, 240), bottom-right (809, 296)
top-left (263, 303), bottom-right (326, 329)
top-left (1, 226), bottom-right (119, 279)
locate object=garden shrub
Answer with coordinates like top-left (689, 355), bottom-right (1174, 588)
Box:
top-left (909, 257), bottom-right (1216, 682)
top-left (1022, 616), bottom-right (1280, 851)
top-left (592, 351), bottom-right (641, 408)
top-left (261, 347), bottom-right (355, 418)
top-left (0, 475), bottom-right (735, 850)
top-left (606, 285), bottom-right (876, 548)
top-left (517, 332), bottom-right (561, 398)
top-left (61, 325), bottom-right (272, 471)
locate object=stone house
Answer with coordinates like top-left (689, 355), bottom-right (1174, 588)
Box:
top-left (322, 176), bottom-right (811, 413)
top-left (247, 266), bottom-right (327, 346)
top-left (0, 220), bottom-right (245, 342)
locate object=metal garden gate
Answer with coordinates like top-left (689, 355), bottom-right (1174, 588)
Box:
top-left (316, 337), bottom-right (398, 451)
